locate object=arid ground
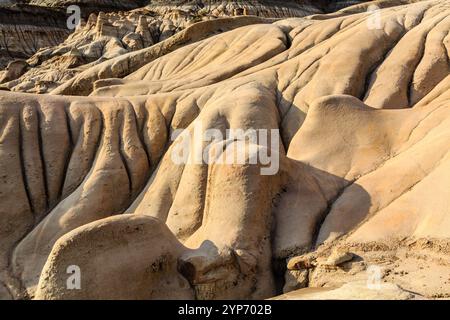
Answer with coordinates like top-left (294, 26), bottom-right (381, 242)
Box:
top-left (0, 0), bottom-right (449, 300)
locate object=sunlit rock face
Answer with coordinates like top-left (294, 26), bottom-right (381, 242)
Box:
top-left (0, 0), bottom-right (450, 300)
top-left (28, 0), bottom-right (148, 11)
top-left (0, 1), bottom-right (370, 93)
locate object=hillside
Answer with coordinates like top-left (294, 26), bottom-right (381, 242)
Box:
top-left (0, 0), bottom-right (449, 301)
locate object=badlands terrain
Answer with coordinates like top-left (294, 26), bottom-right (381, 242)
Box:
top-left (0, 0), bottom-right (450, 300)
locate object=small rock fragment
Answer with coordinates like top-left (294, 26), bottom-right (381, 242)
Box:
top-left (287, 253), bottom-right (317, 270)
top-left (324, 249), bottom-right (354, 266)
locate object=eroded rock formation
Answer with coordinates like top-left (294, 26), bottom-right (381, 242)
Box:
top-left (28, 0), bottom-right (148, 12)
top-left (0, 0), bottom-right (449, 300)
top-left (0, 1), bottom-right (371, 93)
top-left (0, 4), bottom-right (69, 68)
top-left (0, 5), bottom-right (276, 93)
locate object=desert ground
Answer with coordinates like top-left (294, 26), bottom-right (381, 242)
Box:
top-left (0, 0), bottom-right (449, 300)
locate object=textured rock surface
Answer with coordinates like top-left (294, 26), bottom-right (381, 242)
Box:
top-left (5, 13), bottom-right (275, 94)
top-left (0, 4), bottom-right (69, 67)
top-left (272, 281), bottom-right (422, 300)
top-left (0, 1), bottom-right (371, 92)
top-left (28, 0), bottom-right (148, 11)
top-left (0, 0), bottom-right (449, 300)
top-left (35, 215), bottom-right (194, 299)
top-left (147, 0), bottom-right (321, 18)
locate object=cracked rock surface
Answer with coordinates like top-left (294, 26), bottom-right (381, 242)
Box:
top-left (0, 0), bottom-right (449, 300)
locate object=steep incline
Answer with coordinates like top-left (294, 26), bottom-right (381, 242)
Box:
top-left (0, 0), bottom-right (449, 300)
top-left (0, 4), bottom-right (69, 67)
top-left (28, 0), bottom-right (148, 11)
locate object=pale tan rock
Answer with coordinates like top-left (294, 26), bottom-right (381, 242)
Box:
top-left (86, 13), bottom-right (98, 29)
top-left (122, 32), bottom-right (144, 51)
top-left (2, 6), bottom-right (266, 94)
top-left (273, 281), bottom-right (420, 300)
top-left (0, 0), bottom-right (449, 301)
top-left (283, 269), bottom-right (309, 293)
top-left (287, 253), bottom-right (317, 270)
top-left (136, 16), bottom-right (154, 48)
top-left (51, 16), bottom-right (273, 96)
top-left (0, 60), bottom-right (28, 84)
top-left (35, 215), bottom-right (194, 300)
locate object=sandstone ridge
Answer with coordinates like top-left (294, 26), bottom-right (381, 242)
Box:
top-left (0, 0), bottom-right (449, 300)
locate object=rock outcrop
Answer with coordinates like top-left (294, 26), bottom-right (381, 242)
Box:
top-left (0, 1), bottom-right (371, 93)
top-left (0, 6), bottom-right (275, 93)
top-left (272, 281), bottom-right (422, 300)
top-left (0, 0), bottom-right (449, 300)
top-left (146, 0), bottom-right (322, 18)
top-left (28, 0), bottom-right (148, 12)
top-left (0, 4), bottom-right (69, 68)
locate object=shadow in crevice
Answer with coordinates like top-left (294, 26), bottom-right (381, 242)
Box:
top-left (271, 157), bottom-right (372, 294)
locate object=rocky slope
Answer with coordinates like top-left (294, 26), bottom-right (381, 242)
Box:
top-left (1, 0), bottom-right (450, 300)
top-left (0, 4), bottom-right (69, 68)
top-left (28, 0), bottom-right (148, 11)
top-left (0, 7), bottom-right (201, 93)
top-left (147, 0), bottom-right (369, 16)
top-left (0, 1), bottom-right (337, 93)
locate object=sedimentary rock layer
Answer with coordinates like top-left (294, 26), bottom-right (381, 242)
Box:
top-left (0, 0), bottom-right (449, 300)
top-left (0, 4), bottom-right (69, 66)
